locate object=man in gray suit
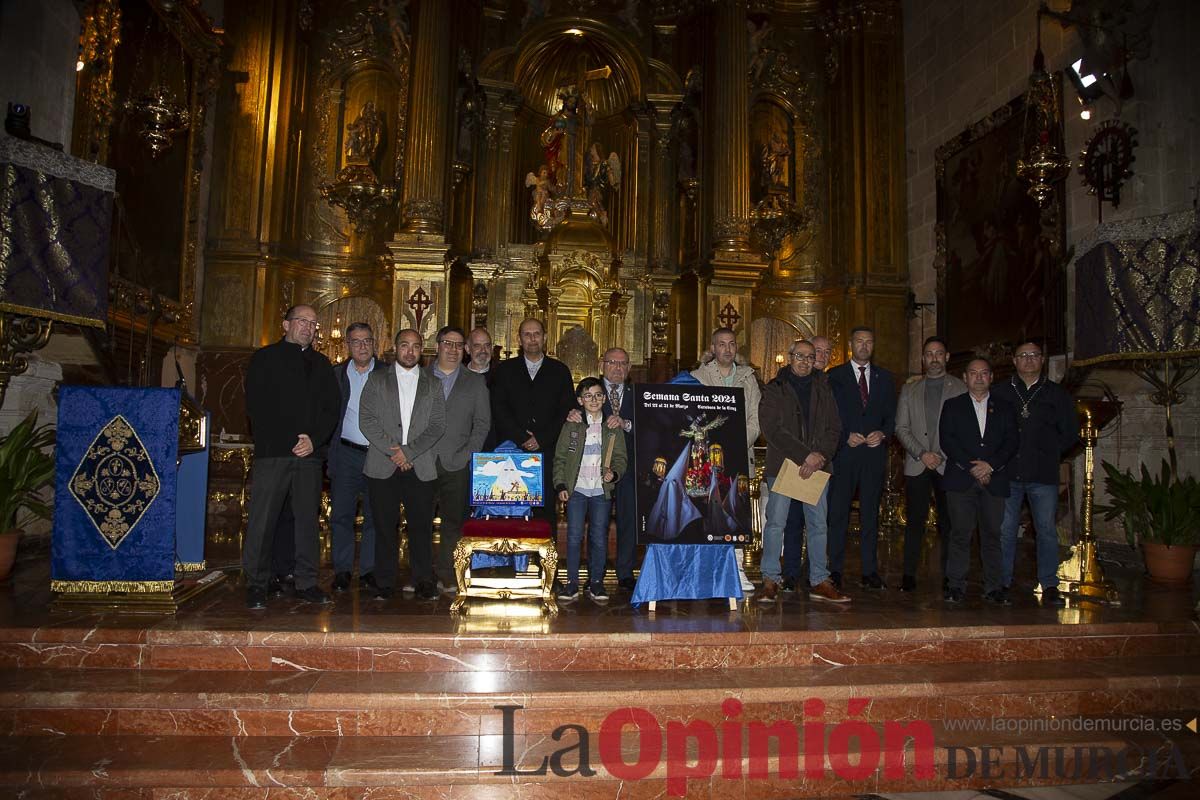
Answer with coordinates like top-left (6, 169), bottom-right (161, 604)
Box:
top-left (360, 328), bottom-right (446, 600)
top-left (894, 336), bottom-right (966, 592)
top-left (427, 325), bottom-right (491, 594)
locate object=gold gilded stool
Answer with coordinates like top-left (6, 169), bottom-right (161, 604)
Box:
top-left (451, 517), bottom-right (558, 616)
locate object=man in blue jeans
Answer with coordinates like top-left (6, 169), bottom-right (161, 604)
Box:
top-left (781, 335), bottom-right (832, 591)
top-left (757, 339), bottom-right (848, 603)
top-left (992, 340), bottom-right (1078, 606)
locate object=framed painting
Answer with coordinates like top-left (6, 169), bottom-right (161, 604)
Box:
top-left (935, 77), bottom-right (1067, 364)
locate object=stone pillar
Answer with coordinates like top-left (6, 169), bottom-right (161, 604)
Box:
top-left (705, 0), bottom-right (763, 350)
top-left (400, 0), bottom-right (453, 235)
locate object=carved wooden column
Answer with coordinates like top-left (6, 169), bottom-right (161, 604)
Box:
top-left (648, 95), bottom-right (682, 271)
top-left (400, 0), bottom-right (453, 235)
top-left (705, 0), bottom-right (762, 351)
top-left (828, 0), bottom-right (908, 372)
top-left (474, 81), bottom-right (520, 256)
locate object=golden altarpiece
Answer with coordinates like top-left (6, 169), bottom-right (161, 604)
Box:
top-left (71, 0), bottom-right (910, 436)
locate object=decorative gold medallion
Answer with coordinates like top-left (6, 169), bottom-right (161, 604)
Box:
top-left (68, 415), bottom-right (161, 549)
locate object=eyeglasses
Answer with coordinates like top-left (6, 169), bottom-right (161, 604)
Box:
top-left (288, 317), bottom-right (317, 328)
top-left (790, 353), bottom-right (815, 362)
top-left (1015, 352), bottom-right (1043, 359)
top-left (349, 338), bottom-right (375, 348)
top-left (580, 392), bottom-right (606, 401)
top-left (604, 360), bottom-right (630, 367)
top-left (439, 340), bottom-right (465, 349)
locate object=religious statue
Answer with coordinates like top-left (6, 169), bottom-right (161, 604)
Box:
top-left (525, 165), bottom-right (562, 230)
top-left (584, 142), bottom-right (621, 227)
top-left (345, 101), bottom-right (383, 165)
top-left (380, 0), bottom-right (409, 55)
top-left (679, 414), bottom-right (727, 498)
top-left (760, 128), bottom-right (790, 191)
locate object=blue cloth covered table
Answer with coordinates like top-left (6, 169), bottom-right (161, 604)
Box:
top-left (631, 543), bottom-right (744, 608)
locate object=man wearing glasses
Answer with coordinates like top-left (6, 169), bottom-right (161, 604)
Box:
top-left (427, 326), bottom-right (491, 594)
top-left (328, 322), bottom-right (389, 593)
top-left (758, 339), bottom-right (846, 603)
top-left (993, 341), bottom-right (1078, 606)
top-left (243, 304), bottom-right (341, 609)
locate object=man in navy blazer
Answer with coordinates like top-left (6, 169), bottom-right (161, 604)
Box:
top-left (938, 358), bottom-right (1020, 604)
top-left (600, 348), bottom-right (638, 591)
top-left (826, 326), bottom-right (897, 590)
top-left (327, 322), bottom-right (389, 592)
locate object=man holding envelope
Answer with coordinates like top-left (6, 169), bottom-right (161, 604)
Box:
top-left (757, 339), bottom-right (848, 603)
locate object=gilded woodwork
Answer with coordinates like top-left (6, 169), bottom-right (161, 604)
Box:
top-left (451, 536), bottom-right (559, 616)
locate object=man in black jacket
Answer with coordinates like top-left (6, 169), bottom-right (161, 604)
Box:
top-left (490, 318), bottom-right (574, 527)
top-left (992, 340), bottom-right (1078, 605)
top-left (939, 358), bottom-right (1020, 604)
top-left (242, 304), bottom-right (341, 609)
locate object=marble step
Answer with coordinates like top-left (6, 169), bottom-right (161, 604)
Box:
top-left (0, 719), bottom-right (1184, 797)
top-left (2, 656), bottom-right (1196, 738)
top-left (2, 619), bottom-right (1195, 673)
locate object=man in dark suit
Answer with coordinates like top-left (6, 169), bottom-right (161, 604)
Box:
top-left (939, 358), bottom-right (1020, 604)
top-left (427, 325), bottom-right (491, 593)
top-left (781, 334), bottom-right (832, 591)
top-left (242, 304), bottom-right (340, 609)
top-left (490, 318), bottom-right (575, 528)
top-left (826, 326), bottom-right (897, 590)
top-left (360, 329), bottom-right (446, 600)
top-left (327, 322), bottom-right (389, 593)
top-left (600, 347), bottom-right (637, 591)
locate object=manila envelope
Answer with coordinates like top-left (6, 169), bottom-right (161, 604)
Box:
top-left (770, 458), bottom-right (830, 505)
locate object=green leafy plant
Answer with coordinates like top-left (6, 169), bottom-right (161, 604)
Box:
top-left (1097, 459), bottom-right (1200, 547)
top-left (0, 412), bottom-right (56, 531)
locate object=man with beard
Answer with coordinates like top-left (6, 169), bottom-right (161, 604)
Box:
top-left (242, 304), bottom-right (340, 609)
top-left (490, 318), bottom-right (575, 528)
top-left (894, 337), bottom-right (965, 592)
top-left (360, 329), bottom-right (446, 600)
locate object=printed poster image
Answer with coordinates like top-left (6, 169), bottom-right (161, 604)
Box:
top-left (471, 452), bottom-right (545, 508)
top-left (633, 384), bottom-right (751, 545)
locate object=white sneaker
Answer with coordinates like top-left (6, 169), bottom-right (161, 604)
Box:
top-left (402, 582), bottom-right (415, 594)
top-left (437, 580), bottom-right (457, 597)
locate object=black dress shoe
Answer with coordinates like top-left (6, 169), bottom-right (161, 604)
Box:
top-left (780, 577), bottom-right (796, 593)
top-left (943, 587), bottom-right (965, 604)
top-left (359, 573), bottom-right (377, 591)
top-left (618, 578), bottom-right (637, 592)
top-left (372, 586), bottom-right (394, 600)
top-left (860, 573), bottom-right (887, 590)
top-left (246, 587), bottom-right (267, 610)
top-left (830, 571), bottom-right (842, 590)
top-left (332, 572), bottom-right (352, 592)
top-left (1041, 586), bottom-right (1067, 606)
top-left (984, 589), bottom-right (1012, 606)
top-left (900, 575), bottom-right (917, 593)
top-left (415, 580), bottom-right (438, 600)
top-left (295, 586), bottom-right (332, 604)
top-left (267, 577), bottom-right (285, 597)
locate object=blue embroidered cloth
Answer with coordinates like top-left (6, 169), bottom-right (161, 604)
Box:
top-left (52, 386), bottom-right (180, 590)
top-left (630, 543), bottom-right (743, 608)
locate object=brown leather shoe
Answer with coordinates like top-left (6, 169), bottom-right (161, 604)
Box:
top-left (809, 579), bottom-right (851, 603)
top-left (757, 579), bottom-right (779, 603)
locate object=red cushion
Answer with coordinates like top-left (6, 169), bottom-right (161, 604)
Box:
top-left (461, 518), bottom-right (553, 539)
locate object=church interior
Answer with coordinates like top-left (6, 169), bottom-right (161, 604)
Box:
top-left (0, 0), bottom-right (1199, 796)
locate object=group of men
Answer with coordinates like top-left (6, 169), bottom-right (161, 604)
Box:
top-left (758, 329), bottom-right (1077, 607)
top-left (241, 304), bottom-right (1077, 610)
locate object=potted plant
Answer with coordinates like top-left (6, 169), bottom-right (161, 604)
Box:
top-left (0, 411), bottom-right (56, 582)
top-left (1098, 459), bottom-right (1200, 585)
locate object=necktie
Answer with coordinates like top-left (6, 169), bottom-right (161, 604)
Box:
top-left (858, 365), bottom-right (869, 408)
top-left (608, 383), bottom-right (622, 415)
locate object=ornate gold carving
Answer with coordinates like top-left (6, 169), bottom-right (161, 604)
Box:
top-left (73, 0), bottom-right (122, 162)
top-left (0, 313), bottom-right (53, 409)
top-left (714, 215), bottom-right (752, 242)
top-left (451, 536), bottom-right (559, 616)
top-left (401, 198), bottom-right (444, 230)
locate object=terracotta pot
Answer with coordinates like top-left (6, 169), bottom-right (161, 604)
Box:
top-left (0, 529), bottom-right (19, 583)
top-left (1142, 542), bottom-right (1198, 586)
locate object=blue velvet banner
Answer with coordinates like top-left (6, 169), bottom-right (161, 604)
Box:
top-left (52, 386), bottom-right (180, 592)
top-left (175, 412), bottom-right (209, 570)
top-left (630, 543), bottom-right (744, 608)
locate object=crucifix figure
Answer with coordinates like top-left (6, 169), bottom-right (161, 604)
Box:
top-left (539, 63), bottom-right (612, 195)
